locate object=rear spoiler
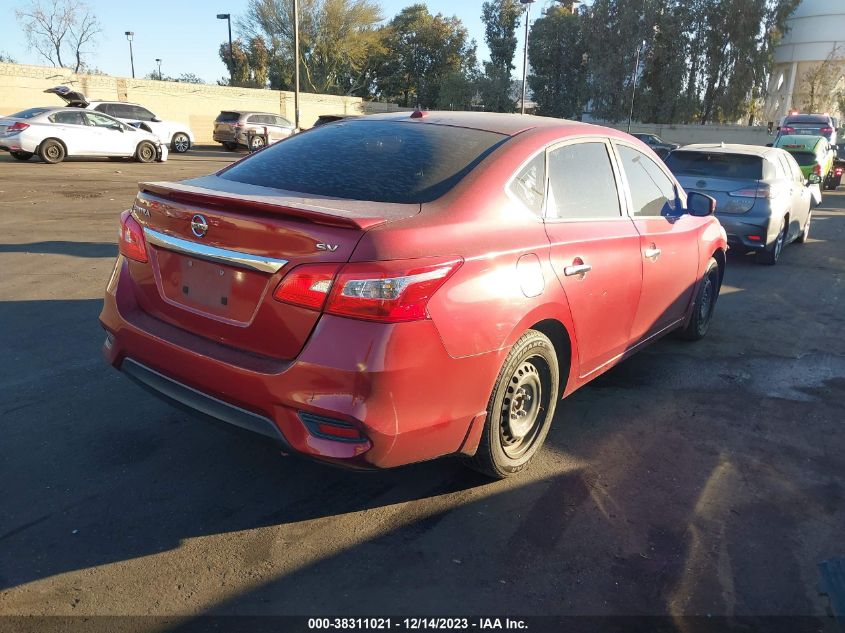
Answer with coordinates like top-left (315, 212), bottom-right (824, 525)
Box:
top-left (139, 180), bottom-right (420, 231)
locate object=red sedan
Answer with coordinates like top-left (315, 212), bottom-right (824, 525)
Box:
top-left (100, 112), bottom-right (727, 477)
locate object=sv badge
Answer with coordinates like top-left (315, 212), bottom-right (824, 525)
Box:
top-left (316, 243), bottom-right (339, 252)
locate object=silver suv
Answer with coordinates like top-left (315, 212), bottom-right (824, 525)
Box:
top-left (213, 110), bottom-right (295, 151)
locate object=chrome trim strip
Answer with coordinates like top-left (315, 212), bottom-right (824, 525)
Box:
top-left (143, 228), bottom-right (288, 274)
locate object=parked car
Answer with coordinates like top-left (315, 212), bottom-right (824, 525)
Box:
top-left (631, 133), bottom-right (680, 158)
top-left (311, 114), bottom-right (361, 128)
top-left (100, 112), bottom-right (726, 477)
top-left (665, 143), bottom-right (813, 265)
top-left (44, 86), bottom-right (194, 153)
top-left (776, 113), bottom-right (838, 146)
top-left (0, 106), bottom-right (167, 164)
top-left (773, 134), bottom-right (837, 191)
top-left (213, 110), bottom-right (295, 151)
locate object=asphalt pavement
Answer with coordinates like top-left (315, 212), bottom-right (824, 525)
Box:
top-left (1, 148), bottom-right (843, 628)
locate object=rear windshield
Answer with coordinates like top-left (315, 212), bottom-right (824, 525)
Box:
top-left (784, 115), bottom-right (829, 125)
top-left (665, 152), bottom-right (763, 179)
top-left (786, 151), bottom-right (817, 166)
top-left (216, 111), bottom-right (241, 123)
top-left (219, 120), bottom-right (509, 203)
top-left (9, 107), bottom-right (50, 119)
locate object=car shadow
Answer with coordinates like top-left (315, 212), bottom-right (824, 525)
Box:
top-left (0, 241), bottom-right (116, 258)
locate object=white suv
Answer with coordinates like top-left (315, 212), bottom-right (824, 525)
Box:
top-left (44, 86), bottom-right (195, 153)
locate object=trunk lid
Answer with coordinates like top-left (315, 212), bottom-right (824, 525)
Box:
top-left (676, 175), bottom-right (759, 214)
top-left (44, 85), bottom-right (89, 107)
top-left (127, 175), bottom-right (419, 360)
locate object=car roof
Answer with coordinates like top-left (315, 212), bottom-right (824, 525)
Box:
top-left (88, 101), bottom-right (146, 107)
top-left (673, 143), bottom-right (778, 158)
top-left (784, 114), bottom-right (832, 122)
top-left (351, 111), bottom-right (601, 136)
top-left (218, 110), bottom-right (281, 115)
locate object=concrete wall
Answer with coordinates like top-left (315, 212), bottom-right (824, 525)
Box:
top-left (0, 62), bottom-right (401, 143)
top-left (598, 121), bottom-right (775, 147)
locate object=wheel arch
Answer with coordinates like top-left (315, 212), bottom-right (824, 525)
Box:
top-left (529, 318), bottom-right (572, 395)
top-left (712, 247), bottom-right (726, 288)
top-left (38, 137), bottom-right (68, 153)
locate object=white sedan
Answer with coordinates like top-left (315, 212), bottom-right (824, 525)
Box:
top-left (0, 107), bottom-right (167, 164)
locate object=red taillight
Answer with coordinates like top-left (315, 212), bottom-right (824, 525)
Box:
top-left (6, 121), bottom-right (29, 133)
top-left (729, 185), bottom-right (781, 199)
top-left (781, 126), bottom-right (795, 134)
top-left (273, 257), bottom-right (462, 322)
top-left (272, 263), bottom-right (340, 309)
top-left (326, 258), bottom-right (462, 322)
top-left (835, 167), bottom-right (843, 176)
top-left (118, 209), bottom-right (148, 263)
top-left (820, 127), bottom-right (833, 134)
top-left (729, 187), bottom-right (760, 198)
top-left (813, 164), bottom-right (822, 176)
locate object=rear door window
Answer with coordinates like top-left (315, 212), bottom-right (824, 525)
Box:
top-left (546, 141), bottom-right (621, 220)
top-left (129, 106), bottom-right (155, 121)
top-left (618, 145), bottom-right (678, 217)
top-left (220, 120), bottom-right (508, 203)
top-left (49, 111), bottom-right (87, 125)
top-left (94, 104), bottom-right (115, 116)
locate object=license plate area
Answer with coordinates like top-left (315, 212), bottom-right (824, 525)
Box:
top-left (153, 249), bottom-right (269, 324)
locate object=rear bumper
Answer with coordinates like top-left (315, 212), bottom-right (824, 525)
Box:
top-left (717, 214), bottom-right (772, 251)
top-left (100, 257), bottom-right (500, 469)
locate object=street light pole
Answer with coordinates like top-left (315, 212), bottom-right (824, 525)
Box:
top-left (155, 58), bottom-right (162, 81)
top-left (216, 14), bottom-right (233, 84)
top-left (627, 40), bottom-right (645, 133)
top-left (293, 0), bottom-right (300, 130)
top-left (519, 0), bottom-right (535, 115)
top-left (125, 31), bottom-right (135, 79)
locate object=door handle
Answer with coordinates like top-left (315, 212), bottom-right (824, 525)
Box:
top-left (644, 247), bottom-right (662, 260)
top-left (564, 263), bottom-right (592, 277)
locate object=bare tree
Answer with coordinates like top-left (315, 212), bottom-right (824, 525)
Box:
top-left (800, 46), bottom-right (845, 113)
top-left (15, 0), bottom-right (101, 73)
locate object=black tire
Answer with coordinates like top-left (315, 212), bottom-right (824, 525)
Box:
top-left (135, 141), bottom-right (157, 163)
top-left (467, 329), bottom-right (559, 479)
top-left (795, 211), bottom-right (811, 243)
top-left (756, 218), bottom-right (786, 265)
top-left (249, 135), bottom-right (266, 151)
top-left (11, 151), bottom-right (33, 161)
top-left (38, 139), bottom-right (65, 164)
top-left (222, 142), bottom-right (238, 151)
top-left (679, 257), bottom-right (720, 341)
top-left (171, 133), bottom-right (191, 153)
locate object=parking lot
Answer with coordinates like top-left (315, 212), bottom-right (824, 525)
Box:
top-left (1, 148), bottom-right (843, 625)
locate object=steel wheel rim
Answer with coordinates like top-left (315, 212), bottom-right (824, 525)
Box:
top-left (140, 145), bottom-right (154, 160)
top-left (500, 357), bottom-right (549, 459)
top-left (46, 145), bottom-right (60, 159)
top-left (251, 137), bottom-right (265, 150)
top-left (174, 135), bottom-right (189, 152)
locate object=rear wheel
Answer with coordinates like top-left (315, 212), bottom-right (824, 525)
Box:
top-left (679, 257), bottom-right (720, 341)
top-left (249, 134), bottom-right (266, 151)
top-left (467, 329), bottom-right (559, 479)
top-left (171, 133), bottom-right (191, 153)
top-left (135, 141), bottom-right (156, 163)
top-left (38, 139), bottom-right (65, 164)
top-left (756, 218), bottom-right (786, 265)
top-left (795, 212), bottom-right (811, 243)
top-left (11, 151), bottom-right (33, 161)
top-left (223, 142), bottom-right (238, 151)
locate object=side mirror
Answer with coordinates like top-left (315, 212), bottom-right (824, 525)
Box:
top-left (687, 191), bottom-right (716, 216)
top-left (807, 173), bottom-right (822, 185)
top-left (765, 143), bottom-right (773, 147)
top-left (151, 117), bottom-right (162, 123)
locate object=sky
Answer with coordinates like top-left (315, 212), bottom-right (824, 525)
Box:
top-left (0, 0), bottom-right (557, 85)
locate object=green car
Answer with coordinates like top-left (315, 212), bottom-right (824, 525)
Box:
top-left (774, 135), bottom-right (836, 189)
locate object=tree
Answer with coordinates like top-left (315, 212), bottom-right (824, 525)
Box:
top-left (238, 0), bottom-right (384, 94)
top-left (0, 52), bottom-right (17, 63)
top-left (371, 5), bottom-right (477, 108)
top-left (480, 0), bottom-right (522, 112)
top-left (526, 6), bottom-right (587, 119)
top-left (15, 0), bottom-right (100, 73)
top-left (800, 46), bottom-right (845, 113)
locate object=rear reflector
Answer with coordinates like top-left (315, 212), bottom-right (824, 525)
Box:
top-left (118, 209), bottom-right (148, 262)
top-left (748, 235), bottom-right (762, 241)
top-left (299, 412), bottom-right (367, 443)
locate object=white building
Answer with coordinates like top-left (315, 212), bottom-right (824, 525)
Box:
top-left (764, 0), bottom-right (845, 124)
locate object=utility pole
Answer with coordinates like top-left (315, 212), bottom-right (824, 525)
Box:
top-left (294, 0), bottom-right (301, 130)
top-left (156, 58), bottom-right (162, 80)
top-left (519, 0), bottom-right (535, 115)
top-left (217, 14), bottom-right (233, 85)
top-left (627, 40), bottom-right (645, 133)
top-left (125, 31), bottom-right (135, 79)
